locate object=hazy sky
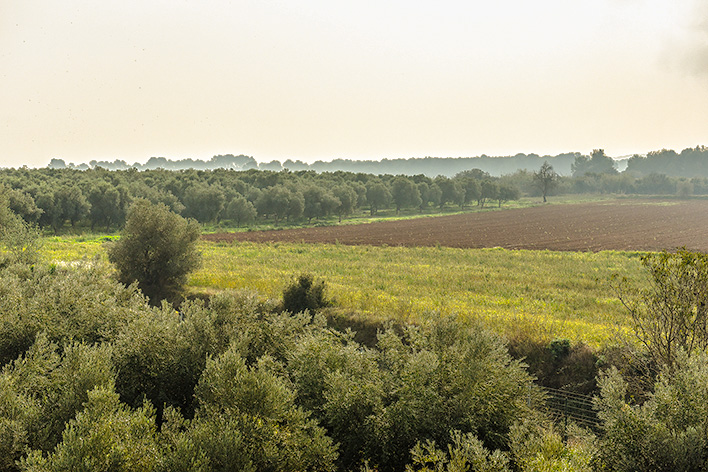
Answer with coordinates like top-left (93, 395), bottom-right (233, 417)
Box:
top-left (1, 0), bottom-right (707, 167)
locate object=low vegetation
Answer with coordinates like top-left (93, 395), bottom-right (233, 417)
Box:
top-left (3, 192), bottom-right (708, 470)
top-left (43, 237), bottom-right (643, 344)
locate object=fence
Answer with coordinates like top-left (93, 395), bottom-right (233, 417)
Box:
top-left (540, 386), bottom-right (600, 431)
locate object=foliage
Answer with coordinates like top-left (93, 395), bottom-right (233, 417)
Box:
top-left (434, 177), bottom-right (464, 209)
top-left (0, 193), bottom-right (41, 268)
top-left (496, 184), bottom-right (520, 207)
top-left (223, 194), bottom-right (257, 227)
top-left (112, 303), bottom-right (217, 420)
top-left (405, 430), bottom-right (510, 472)
top-left (508, 418), bottom-right (596, 472)
top-left (391, 177), bottom-right (422, 214)
top-left (21, 386), bottom-right (162, 472)
top-left (87, 182), bottom-right (126, 231)
top-left (614, 249), bottom-right (708, 371)
top-left (0, 260), bottom-right (150, 367)
top-left (4, 158), bottom-right (708, 237)
top-left (332, 184), bottom-right (358, 221)
top-left (282, 273), bottom-right (330, 314)
top-left (287, 317), bottom-right (539, 472)
top-left (595, 351), bottom-right (708, 471)
top-left (571, 149), bottom-right (618, 177)
top-left (182, 184), bottom-right (225, 223)
top-left (367, 181), bottom-right (392, 216)
top-left (0, 335), bottom-right (115, 470)
top-left (164, 345), bottom-right (338, 472)
top-left (108, 199), bottom-right (201, 304)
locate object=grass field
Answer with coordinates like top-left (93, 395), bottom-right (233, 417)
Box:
top-left (42, 236), bottom-right (647, 346)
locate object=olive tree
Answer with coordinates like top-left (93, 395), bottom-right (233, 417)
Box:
top-left (108, 199), bottom-right (201, 305)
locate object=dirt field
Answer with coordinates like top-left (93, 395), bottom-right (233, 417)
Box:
top-left (203, 199), bottom-right (708, 252)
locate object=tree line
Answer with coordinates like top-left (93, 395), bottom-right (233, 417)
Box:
top-left (2, 154), bottom-right (707, 235)
top-left (0, 167), bottom-right (521, 233)
top-left (48, 152), bottom-right (580, 177)
top-left (48, 145), bottom-right (708, 179)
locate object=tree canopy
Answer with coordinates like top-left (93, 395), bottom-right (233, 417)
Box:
top-left (108, 199), bottom-right (201, 305)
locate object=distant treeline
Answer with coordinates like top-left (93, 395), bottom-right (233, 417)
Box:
top-left (3, 149), bottom-right (707, 233)
top-left (48, 153), bottom-right (581, 177)
top-left (45, 145), bottom-right (708, 178)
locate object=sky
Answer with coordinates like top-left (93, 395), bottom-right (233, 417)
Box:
top-left (1, 0), bottom-right (707, 168)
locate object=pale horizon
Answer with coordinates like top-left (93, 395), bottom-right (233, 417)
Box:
top-left (2, 0), bottom-right (707, 168)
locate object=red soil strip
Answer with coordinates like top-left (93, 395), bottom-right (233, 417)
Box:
top-left (203, 199), bottom-right (708, 252)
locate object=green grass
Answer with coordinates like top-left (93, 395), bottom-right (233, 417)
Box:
top-left (41, 235), bottom-right (111, 262)
top-left (41, 235), bottom-right (646, 346)
top-left (190, 242), bottom-right (644, 345)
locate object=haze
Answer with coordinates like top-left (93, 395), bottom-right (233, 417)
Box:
top-left (1, 0), bottom-right (707, 168)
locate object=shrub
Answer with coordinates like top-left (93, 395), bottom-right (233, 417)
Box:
top-left (0, 196), bottom-right (40, 268)
top-left (595, 351), bottom-right (708, 471)
top-left (288, 317), bottom-right (540, 472)
top-left (614, 249), bottom-right (708, 372)
top-left (0, 335), bottom-right (115, 469)
top-left (163, 345), bottom-right (338, 471)
top-left (21, 386), bottom-right (162, 472)
top-left (0, 261), bottom-right (150, 367)
top-left (282, 273), bottom-right (330, 314)
top-left (508, 418), bottom-right (596, 472)
top-left (406, 430), bottom-right (510, 472)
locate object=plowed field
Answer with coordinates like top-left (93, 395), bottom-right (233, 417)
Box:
top-left (204, 199), bottom-right (708, 252)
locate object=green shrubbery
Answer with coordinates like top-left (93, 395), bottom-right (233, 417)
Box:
top-left (0, 252), bottom-right (548, 471)
top-left (4, 196), bottom-right (708, 471)
top-left (282, 273), bottom-right (330, 314)
top-left (108, 199), bottom-right (201, 305)
top-left (595, 351), bottom-right (708, 471)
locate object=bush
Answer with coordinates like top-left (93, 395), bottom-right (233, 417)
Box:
top-left (287, 317), bottom-right (540, 472)
top-left (112, 305), bottom-right (211, 421)
top-left (0, 335), bottom-right (115, 469)
top-left (614, 249), bottom-right (708, 371)
top-left (595, 351), bottom-right (708, 471)
top-left (0, 261), bottom-right (150, 368)
top-left (508, 418), bottom-right (596, 472)
top-left (406, 430), bottom-right (510, 472)
top-left (163, 345), bottom-right (338, 471)
top-left (282, 273), bottom-right (330, 314)
top-left (108, 199), bottom-right (201, 305)
top-left (0, 196), bottom-right (40, 268)
top-left (22, 386), bottom-right (162, 472)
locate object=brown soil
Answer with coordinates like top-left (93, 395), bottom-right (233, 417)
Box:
top-left (203, 199), bottom-right (708, 252)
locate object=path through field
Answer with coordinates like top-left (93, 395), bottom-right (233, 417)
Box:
top-left (204, 199), bottom-right (708, 252)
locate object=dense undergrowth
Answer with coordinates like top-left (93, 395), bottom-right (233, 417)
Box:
top-left (5, 191), bottom-right (708, 470)
top-left (0, 259), bottom-right (575, 471)
top-left (3, 256), bottom-right (708, 471)
top-left (2, 220), bottom-right (708, 471)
